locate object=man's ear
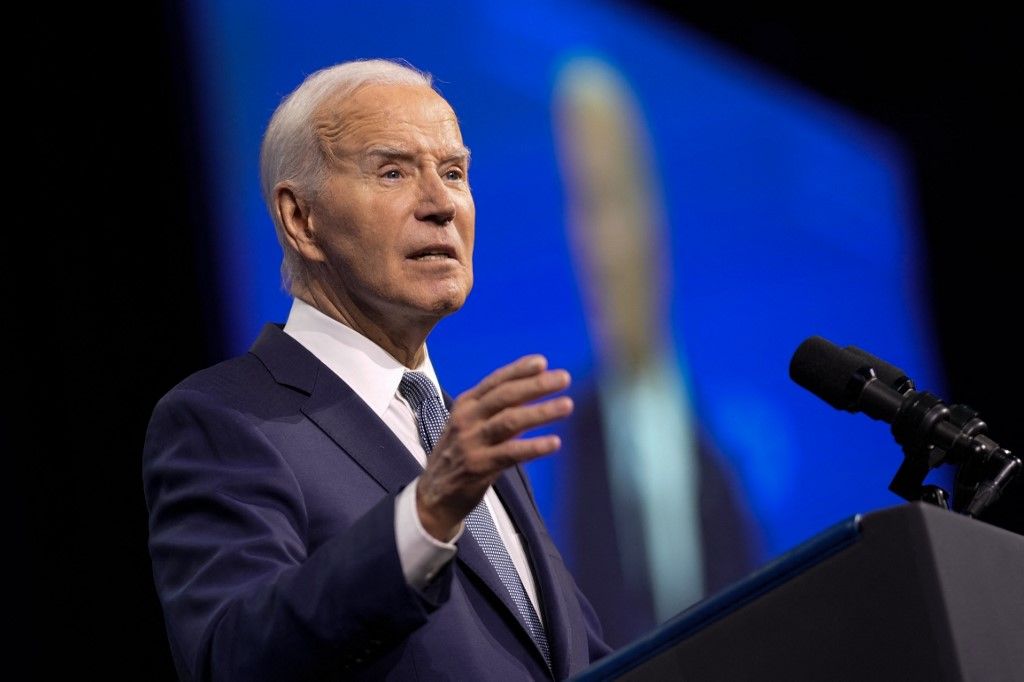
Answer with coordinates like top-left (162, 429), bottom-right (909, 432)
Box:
top-left (276, 184), bottom-right (326, 263)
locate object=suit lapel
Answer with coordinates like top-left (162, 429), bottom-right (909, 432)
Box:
top-left (250, 324), bottom-right (422, 494)
top-left (453, 492), bottom-right (546, 647)
top-left (495, 470), bottom-right (573, 679)
top-left (301, 371), bottom-right (424, 493)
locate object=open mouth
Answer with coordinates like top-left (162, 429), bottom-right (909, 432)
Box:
top-left (408, 245), bottom-right (457, 261)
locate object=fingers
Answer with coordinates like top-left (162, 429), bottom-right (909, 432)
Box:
top-left (482, 434), bottom-right (564, 469)
top-left (459, 354), bottom-right (572, 425)
top-left (479, 396), bottom-right (574, 444)
top-left (463, 354), bottom-right (547, 400)
top-left (454, 354), bottom-right (573, 445)
top-left (474, 368), bottom-right (571, 417)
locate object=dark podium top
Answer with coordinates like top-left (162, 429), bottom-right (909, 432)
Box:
top-left (575, 502), bottom-right (1024, 681)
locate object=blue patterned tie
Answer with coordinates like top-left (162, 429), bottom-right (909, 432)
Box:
top-left (399, 371), bottom-right (551, 668)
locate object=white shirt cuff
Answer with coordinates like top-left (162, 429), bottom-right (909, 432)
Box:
top-left (395, 478), bottom-right (463, 590)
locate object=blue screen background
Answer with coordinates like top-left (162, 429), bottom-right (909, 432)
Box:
top-left (185, 0), bottom-right (943, 562)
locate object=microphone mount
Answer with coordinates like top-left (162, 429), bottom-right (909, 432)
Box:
top-left (885, 384), bottom-right (1019, 516)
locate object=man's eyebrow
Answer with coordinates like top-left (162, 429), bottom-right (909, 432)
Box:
top-left (450, 146), bottom-right (472, 166)
top-left (363, 146), bottom-right (415, 161)
top-left (363, 145), bottom-right (472, 165)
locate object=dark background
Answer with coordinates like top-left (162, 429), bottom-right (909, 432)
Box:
top-left (25, 4), bottom-right (1020, 676)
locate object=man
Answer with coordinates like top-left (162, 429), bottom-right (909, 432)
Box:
top-left (144, 59), bottom-right (609, 681)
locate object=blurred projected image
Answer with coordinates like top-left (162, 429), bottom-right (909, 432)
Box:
top-left (552, 57), bottom-right (759, 647)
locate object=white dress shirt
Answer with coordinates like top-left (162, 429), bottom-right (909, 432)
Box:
top-left (283, 298), bottom-right (542, 620)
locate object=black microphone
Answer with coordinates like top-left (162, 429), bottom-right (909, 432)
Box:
top-left (789, 336), bottom-right (978, 454)
top-left (789, 335), bottom-right (1020, 517)
top-left (788, 336), bottom-right (906, 423)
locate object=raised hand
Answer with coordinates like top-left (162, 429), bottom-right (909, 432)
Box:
top-left (416, 355), bottom-right (573, 540)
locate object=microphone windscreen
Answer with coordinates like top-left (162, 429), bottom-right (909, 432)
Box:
top-left (789, 336), bottom-right (866, 411)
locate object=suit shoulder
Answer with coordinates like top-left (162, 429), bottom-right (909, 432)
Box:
top-left (167, 352), bottom-right (271, 400)
top-left (151, 349), bottom-right (307, 424)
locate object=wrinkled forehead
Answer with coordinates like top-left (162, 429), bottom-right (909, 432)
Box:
top-left (315, 83), bottom-right (465, 156)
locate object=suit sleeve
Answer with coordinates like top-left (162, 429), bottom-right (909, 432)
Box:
top-left (143, 387), bottom-right (451, 682)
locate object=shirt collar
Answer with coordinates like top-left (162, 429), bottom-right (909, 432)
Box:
top-left (282, 297), bottom-right (442, 417)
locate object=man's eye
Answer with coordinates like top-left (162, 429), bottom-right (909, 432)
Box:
top-left (383, 169), bottom-right (401, 179)
top-left (445, 169), bottom-right (465, 181)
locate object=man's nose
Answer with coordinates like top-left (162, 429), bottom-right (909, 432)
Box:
top-left (415, 172), bottom-right (457, 225)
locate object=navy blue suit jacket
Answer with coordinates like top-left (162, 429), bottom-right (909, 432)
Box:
top-left (143, 324), bottom-right (609, 681)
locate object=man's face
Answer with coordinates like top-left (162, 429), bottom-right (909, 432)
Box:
top-left (306, 83), bottom-right (474, 328)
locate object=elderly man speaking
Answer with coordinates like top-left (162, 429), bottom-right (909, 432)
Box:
top-left (143, 59), bottom-right (610, 681)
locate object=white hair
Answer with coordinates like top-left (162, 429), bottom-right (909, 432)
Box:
top-left (259, 58), bottom-right (434, 292)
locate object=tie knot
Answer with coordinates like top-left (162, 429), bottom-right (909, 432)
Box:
top-left (399, 371), bottom-right (438, 411)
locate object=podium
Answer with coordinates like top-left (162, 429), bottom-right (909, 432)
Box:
top-left (574, 503), bottom-right (1024, 681)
